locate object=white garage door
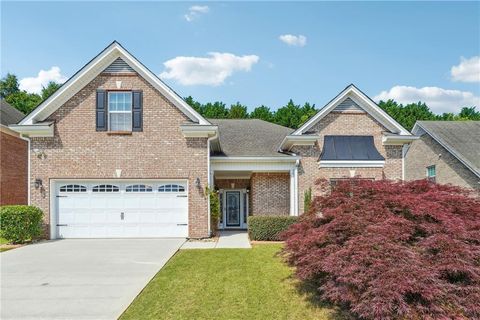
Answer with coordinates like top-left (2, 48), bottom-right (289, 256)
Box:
top-left (54, 181), bottom-right (188, 238)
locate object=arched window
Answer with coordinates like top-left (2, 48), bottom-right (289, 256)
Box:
top-left (158, 184), bottom-right (185, 192)
top-left (59, 184), bottom-right (87, 192)
top-left (126, 184), bottom-right (153, 192)
top-left (92, 184), bottom-right (119, 192)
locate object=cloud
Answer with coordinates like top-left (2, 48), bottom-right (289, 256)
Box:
top-left (451, 56), bottom-right (480, 83)
top-left (160, 52), bottom-right (259, 86)
top-left (19, 66), bottom-right (67, 94)
top-left (279, 34), bottom-right (307, 47)
top-left (374, 85), bottom-right (480, 114)
top-left (184, 5), bottom-right (209, 22)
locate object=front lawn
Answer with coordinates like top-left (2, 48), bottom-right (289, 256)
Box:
top-left (121, 244), bottom-right (344, 320)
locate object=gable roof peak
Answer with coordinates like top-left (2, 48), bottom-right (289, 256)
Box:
top-left (293, 84), bottom-right (411, 136)
top-left (19, 42), bottom-right (210, 126)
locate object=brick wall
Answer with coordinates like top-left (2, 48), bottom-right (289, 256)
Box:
top-left (0, 129), bottom-right (28, 205)
top-left (250, 172), bottom-right (290, 215)
top-left (405, 134), bottom-right (479, 189)
top-left (292, 112), bottom-right (403, 213)
top-left (29, 72), bottom-right (210, 238)
top-left (214, 178), bottom-right (250, 190)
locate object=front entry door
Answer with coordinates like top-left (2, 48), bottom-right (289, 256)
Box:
top-left (225, 191), bottom-right (241, 227)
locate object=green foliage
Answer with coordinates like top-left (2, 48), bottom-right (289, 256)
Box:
top-left (274, 100), bottom-right (304, 128)
top-left (228, 102), bottom-right (249, 119)
top-left (248, 215), bottom-right (298, 241)
top-left (184, 95), bottom-right (202, 113)
top-left (206, 187), bottom-right (221, 236)
top-left (1, 73), bottom-right (64, 115)
top-left (250, 105), bottom-right (274, 122)
top-left (5, 91), bottom-right (42, 114)
top-left (41, 81), bottom-right (61, 100)
top-left (304, 187), bottom-right (312, 214)
top-left (457, 106), bottom-right (480, 120)
top-left (378, 100), bottom-right (480, 130)
top-left (0, 73), bottom-right (19, 98)
top-left (0, 205), bottom-right (44, 244)
top-left (202, 102), bottom-right (229, 118)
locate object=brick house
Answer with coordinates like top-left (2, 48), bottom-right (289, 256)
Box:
top-left (1, 100), bottom-right (28, 205)
top-left (406, 121), bottom-right (480, 189)
top-left (11, 42), bottom-right (416, 239)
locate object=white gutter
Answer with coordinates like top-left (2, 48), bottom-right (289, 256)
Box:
top-left (19, 135), bottom-right (31, 205)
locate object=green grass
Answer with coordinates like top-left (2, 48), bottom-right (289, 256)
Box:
top-left (121, 244), bottom-right (344, 320)
top-left (0, 237), bottom-right (14, 252)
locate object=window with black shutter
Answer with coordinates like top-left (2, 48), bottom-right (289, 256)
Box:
top-left (96, 90), bottom-right (143, 132)
top-left (132, 90), bottom-right (143, 131)
top-left (96, 90), bottom-right (107, 131)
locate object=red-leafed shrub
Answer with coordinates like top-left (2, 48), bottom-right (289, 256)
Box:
top-left (283, 179), bottom-right (480, 320)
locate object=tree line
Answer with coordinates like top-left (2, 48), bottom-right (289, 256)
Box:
top-left (1, 73), bottom-right (479, 130)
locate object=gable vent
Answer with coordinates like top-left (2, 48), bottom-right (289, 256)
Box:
top-left (103, 58), bottom-right (135, 73)
top-left (333, 98), bottom-right (365, 113)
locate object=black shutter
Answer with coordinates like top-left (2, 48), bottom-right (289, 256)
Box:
top-left (96, 90), bottom-right (107, 131)
top-left (132, 90), bottom-right (143, 132)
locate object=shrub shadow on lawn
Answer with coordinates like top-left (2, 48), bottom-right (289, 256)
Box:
top-left (292, 278), bottom-right (355, 320)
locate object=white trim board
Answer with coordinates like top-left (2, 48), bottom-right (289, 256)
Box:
top-left (293, 84), bottom-right (411, 136)
top-left (319, 160), bottom-right (385, 168)
top-left (20, 41), bottom-right (210, 126)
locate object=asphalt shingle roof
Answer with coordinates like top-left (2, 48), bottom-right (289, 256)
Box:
top-left (209, 119), bottom-right (294, 157)
top-left (1, 100), bottom-right (25, 126)
top-left (416, 121), bottom-right (480, 176)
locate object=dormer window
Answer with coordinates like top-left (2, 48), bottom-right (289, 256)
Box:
top-left (108, 92), bottom-right (132, 132)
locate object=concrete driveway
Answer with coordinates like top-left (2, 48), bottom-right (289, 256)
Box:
top-left (1, 239), bottom-right (185, 320)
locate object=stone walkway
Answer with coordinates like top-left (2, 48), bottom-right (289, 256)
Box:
top-left (181, 230), bottom-right (251, 249)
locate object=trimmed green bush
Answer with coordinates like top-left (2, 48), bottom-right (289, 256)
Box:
top-left (248, 215), bottom-right (298, 241)
top-left (0, 205), bottom-right (44, 244)
top-left (206, 187), bottom-right (221, 237)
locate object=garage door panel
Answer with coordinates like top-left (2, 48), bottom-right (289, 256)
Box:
top-left (56, 180), bottom-right (189, 238)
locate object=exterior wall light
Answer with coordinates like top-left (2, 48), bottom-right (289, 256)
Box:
top-left (34, 179), bottom-right (43, 189)
top-left (195, 177), bottom-right (201, 188)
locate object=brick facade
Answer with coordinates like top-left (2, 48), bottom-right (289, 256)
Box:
top-left (250, 173), bottom-right (290, 216)
top-left (1, 129), bottom-right (28, 205)
top-left (29, 72), bottom-right (210, 238)
top-left (405, 134), bottom-right (479, 189)
top-left (292, 112), bottom-right (403, 213)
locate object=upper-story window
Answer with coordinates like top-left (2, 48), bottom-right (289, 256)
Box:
top-left (108, 92), bottom-right (132, 132)
top-left (426, 165), bottom-right (436, 183)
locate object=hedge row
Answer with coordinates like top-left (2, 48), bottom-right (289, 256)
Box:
top-left (0, 205), bottom-right (44, 244)
top-left (248, 215), bottom-right (298, 241)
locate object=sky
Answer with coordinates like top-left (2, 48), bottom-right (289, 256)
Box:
top-left (1, 1), bottom-right (479, 114)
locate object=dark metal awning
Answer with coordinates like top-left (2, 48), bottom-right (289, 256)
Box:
top-left (320, 135), bottom-right (385, 161)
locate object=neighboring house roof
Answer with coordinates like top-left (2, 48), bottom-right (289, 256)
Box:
top-left (209, 119), bottom-right (294, 157)
top-left (293, 84), bottom-right (411, 136)
top-left (19, 41), bottom-right (210, 126)
top-left (412, 121), bottom-right (480, 177)
top-left (1, 100), bottom-right (25, 126)
top-left (321, 135), bottom-right (385, 161)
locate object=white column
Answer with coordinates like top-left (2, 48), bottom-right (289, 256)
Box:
top-left (289, 169), bottom-right (295, 216)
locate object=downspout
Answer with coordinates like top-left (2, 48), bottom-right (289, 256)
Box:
top-left (206, 131), bottom-right (218, 237)
top-left (19, 134), bottom-right (31, 205)
top-left (294, 159), bottom-right (299, 216)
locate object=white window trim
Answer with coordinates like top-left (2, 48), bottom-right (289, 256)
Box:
top-left (108, 91), bottom-right (132, 132)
